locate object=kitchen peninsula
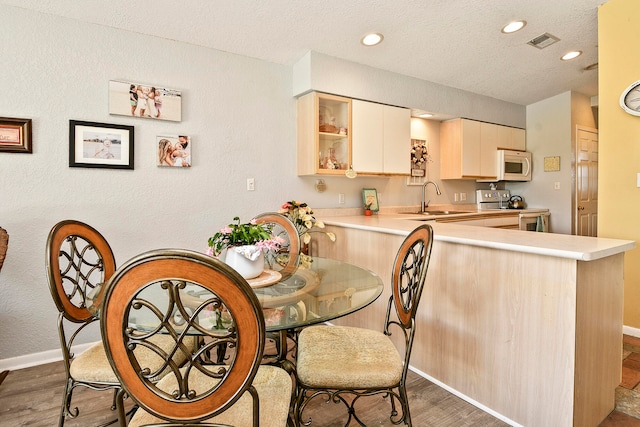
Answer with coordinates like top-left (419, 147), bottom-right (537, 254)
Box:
top-left (311, 213), bottom-right (635, 427)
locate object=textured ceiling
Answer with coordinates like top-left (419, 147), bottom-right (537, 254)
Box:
top-left (2, 0), bottom-right (607, 106)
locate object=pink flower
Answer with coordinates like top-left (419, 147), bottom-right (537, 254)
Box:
top-left (219, 226), bottom-right (232, 234)
top-left (205, 246), bottom-right (215, 257)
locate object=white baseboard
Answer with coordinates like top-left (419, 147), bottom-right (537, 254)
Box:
top-left (623, 325), bottom-right (640, 338)
top-left (408, 365), bottom-right (523, 427)
top-left (0, 342), bottom-right (97, 372)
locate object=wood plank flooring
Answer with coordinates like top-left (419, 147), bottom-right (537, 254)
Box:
top-left (0, 360), bottom-right (507, 426)
top-left (3, 335), bottom-right (640, 426)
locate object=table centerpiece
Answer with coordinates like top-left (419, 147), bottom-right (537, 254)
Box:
top-left (206, 216), bottom-right (282, 279)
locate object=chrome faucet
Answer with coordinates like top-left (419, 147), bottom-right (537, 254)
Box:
top-left (421, 180), bottom-right (442, 212)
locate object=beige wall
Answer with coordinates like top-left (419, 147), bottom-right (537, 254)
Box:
top-left (599, 0), bottom-right (640, 328)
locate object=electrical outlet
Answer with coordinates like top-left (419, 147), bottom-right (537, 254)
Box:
top-left (554, 182), bottom-right (560, 190)
top-left (460, 192), bottom-right (467, 201)
top-left (338, 193), bottom-right (345, 204)
top-left (246, 178), bottom-right (255, 191)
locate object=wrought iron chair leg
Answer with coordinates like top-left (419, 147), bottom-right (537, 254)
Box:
top-left (59, 379), bottom-right (76, 427)
top-left (399, 386), bottom-right (412, 426)
top-left (114, 388), bottom-right (127, 427)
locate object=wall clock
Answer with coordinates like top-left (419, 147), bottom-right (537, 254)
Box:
top-left (620, 80), bottom-right (640, 116)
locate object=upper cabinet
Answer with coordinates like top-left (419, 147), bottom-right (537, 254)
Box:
top-left (495, 124), bottom-right (526, 151)
top-left (297, 92), bottom-right (410, 176)
top-left (297, 92), bottom-right (352, 176)
top-left (352, 100), bottom-right (411, 175)
top-left (440, 118), bottom-right (525, 180)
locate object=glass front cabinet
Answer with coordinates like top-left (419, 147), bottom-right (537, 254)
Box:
top-left (297, 92), bottom-right (352, 176)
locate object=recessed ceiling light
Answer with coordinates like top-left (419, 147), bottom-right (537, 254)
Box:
top-left (361, 33), bottom-right (384, 46)
top-left (501, 20), bottom-right (526, 34)
top-left (561, 50), bottom-right (582, 61)
top-left (418, 113), bottom-right (433, 118)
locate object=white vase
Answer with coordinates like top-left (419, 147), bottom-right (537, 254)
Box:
top-left (223, 245), bottom-right (264, 279)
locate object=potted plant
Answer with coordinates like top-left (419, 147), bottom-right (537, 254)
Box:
top-left (206, 217), bottom-right (281, 279)
top-left (363, 202), bottom-right (373, 216)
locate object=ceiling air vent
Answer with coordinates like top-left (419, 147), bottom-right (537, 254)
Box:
top-left (527, 33), bottom-right (560, 49)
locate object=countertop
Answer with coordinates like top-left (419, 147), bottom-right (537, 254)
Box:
top-left (318, 212), bottom-right (635, 262)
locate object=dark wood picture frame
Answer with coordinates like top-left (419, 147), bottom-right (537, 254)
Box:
top-left (69, 120), bottom-right (134, 169)
top-left (0, 117), bottom-right (32, 153)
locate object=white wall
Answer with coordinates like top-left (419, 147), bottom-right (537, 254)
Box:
top-left (294, 51), bottom-right (527, 129)
top-left (509, 93), bottom-right (573, 233)
top-left (509, 91), bottom-right (596, 234)
top-left (0, 5), bottom-right (528, 362)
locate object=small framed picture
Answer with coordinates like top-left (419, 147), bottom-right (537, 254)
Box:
top-left (108, 80), bottom-right (182, 122)
top-left (0, 117), bottom-right (32, 153)
top-left (362, 188), bottom-right (379, 212)
top-left (69, 120), bottom-right (134, 169)
top-left (157, 135), bottom-right (191, 167)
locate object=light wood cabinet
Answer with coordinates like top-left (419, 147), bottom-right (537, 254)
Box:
top-left (496, 125), bottom-right (526, 151)
top-left (297, 92), bottom-right (410, 176)
top-left (440, 118), bottom-right (525, 180)
top-left (351, 100), bottom-right (411, 175)
top-left (440, 118), bottom-right (489, 179)
top-left (297, 92), bottom-right (352, 176)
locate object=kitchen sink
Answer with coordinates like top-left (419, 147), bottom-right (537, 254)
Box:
top-left (401, 210), bottom-right (473, 215)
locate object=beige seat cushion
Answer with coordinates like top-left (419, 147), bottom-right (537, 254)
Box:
top-left (128, 365), bottom-right (292, 427)
top-left (297, 325), bottom-right (404, 389)
top-left (70, 335), bottom-right (196, 383)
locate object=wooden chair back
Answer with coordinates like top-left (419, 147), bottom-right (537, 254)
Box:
top-left (389, 223), bottom-right (433, 330)
top-left (101, 249), bottom-right (265, 424)
top-left (0, 227), bottom-right (7, 273)
top-left (253, 212), bottom-right (300, 280)
top-left (46, 220), bottom-right (116, 323)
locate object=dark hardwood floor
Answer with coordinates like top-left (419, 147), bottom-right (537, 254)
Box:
top-left (3, 335), bottom-right (640, 426)
top-left (0, 360), bottom-right (508, 426)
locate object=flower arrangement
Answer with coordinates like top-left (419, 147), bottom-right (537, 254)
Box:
top-left (411, 140), bottom-right (432, 165)
top-left (206, 216), bottom-right (280, 257)
top-left (279, 200), bottom-right (336, 267)
top-left (278, 200), bottom-right (336, 245)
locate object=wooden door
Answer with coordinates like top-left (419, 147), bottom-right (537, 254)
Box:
top-left (575, 127), bottom-right (598, 236)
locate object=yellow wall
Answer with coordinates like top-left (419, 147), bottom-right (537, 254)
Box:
top-left (599, 0), bottom-right (640, 328)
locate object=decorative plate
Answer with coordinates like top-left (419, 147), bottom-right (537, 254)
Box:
top-left (247, 269), bottom-right (282, 289)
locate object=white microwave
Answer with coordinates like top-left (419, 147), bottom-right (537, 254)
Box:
top-left (497, 150), bottom-right (531, 181)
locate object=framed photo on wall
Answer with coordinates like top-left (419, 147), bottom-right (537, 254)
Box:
top-left (69, 120), bottom-right (134, 169)
top-left (108, 80), bottom-right (182, 122)
top-left (0, 117), bottom-right (32, 153)
top-left (362, 188), bottom-right (379, 212)
top-left (157, 135), bottom-right (191, 167)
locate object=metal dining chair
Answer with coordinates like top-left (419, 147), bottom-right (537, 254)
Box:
top-left (293, 224), bottom-right (434, 427)
top-left (252, 212), bottom-right (300, 281)
top-left (46, 220), bottom-right (194, 426)
top-left (0, 227), bottom-right (9, 386)
top-left (46, 220), bottom-right (124, 426)
top-left (252, 212), bottom-right (304, 366)
top-left (100, 249), bottom-right (293, 427)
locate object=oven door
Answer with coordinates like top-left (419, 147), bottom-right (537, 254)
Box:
top-left (519, 212), bottom-right (549, 232)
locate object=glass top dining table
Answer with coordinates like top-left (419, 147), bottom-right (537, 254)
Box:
top-left (88, 257), bottom-right (384, 334)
